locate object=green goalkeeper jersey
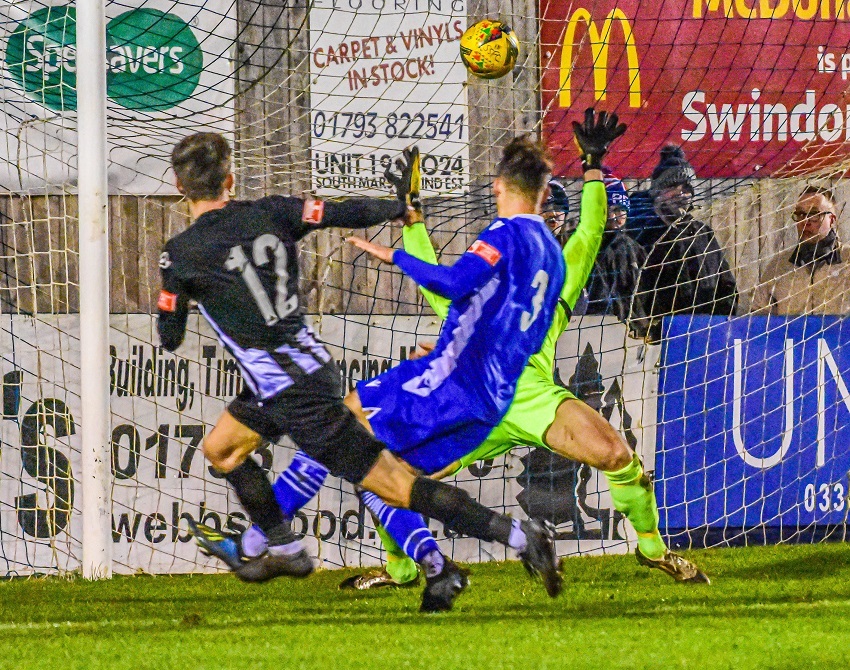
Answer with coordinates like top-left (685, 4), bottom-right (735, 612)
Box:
top-left (402, 179), bottom-right (607, 373)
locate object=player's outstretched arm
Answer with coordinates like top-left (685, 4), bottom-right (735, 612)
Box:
top-left (560, 178), bottom-right (607, 310)
top-left (347, 235), bottom-right (497, 302)
top-left (260, 194), bottom-right (406, 242)
top-left (387, 145), bottom-right (451, 317)
top-left (302, 197), bottom-right (407, 236)
top-left (401, 215), bottom-right (451, 319)
top-left (273, 145), bottom-right (421, 240)
top-left (560, 108), bottom-right (627, 310)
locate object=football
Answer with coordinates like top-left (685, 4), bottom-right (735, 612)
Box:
top-left (459, 19), bottom-right (520, 79)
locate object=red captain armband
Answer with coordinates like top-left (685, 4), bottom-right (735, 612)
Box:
top-left (468, 240), bottom-right (502, 266)
top-left (302, 199), bottom-right (325, 225)
top-left (158, 290), bottom-right (178, 312)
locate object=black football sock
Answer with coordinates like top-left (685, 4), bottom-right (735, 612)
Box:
top-left (224, 458), bottom-right (292, 546)
top-left (408, 476), bottom-right (519, 547)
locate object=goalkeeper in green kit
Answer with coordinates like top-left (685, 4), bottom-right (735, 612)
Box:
top-left (338, 110), bottom-right (709, 590)
top-left (213, 110), bottom-right (708, 594)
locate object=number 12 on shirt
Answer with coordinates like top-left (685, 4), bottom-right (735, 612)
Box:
top-left (225, 234), bottom-right (298, 325)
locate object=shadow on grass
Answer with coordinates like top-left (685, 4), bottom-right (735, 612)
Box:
top-left (4, 587), bottom-right (849, 643)
top-left (716, 547), bottom-right (850, 581)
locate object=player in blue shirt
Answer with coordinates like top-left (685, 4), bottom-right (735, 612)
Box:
top-left (347, 154), bottom-right (565, 475)
top-left (197, 111), bottom-right (628, 611)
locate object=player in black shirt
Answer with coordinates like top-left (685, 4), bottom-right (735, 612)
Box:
top-left (159, 134), bottom-right (406, 581)
top-left (159, 133), bottom-right (559, 602)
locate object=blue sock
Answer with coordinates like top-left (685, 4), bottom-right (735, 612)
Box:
top-left (273, 451), bottom-right (329, 517)
top-left (359, 490), bottom-right (443, 575)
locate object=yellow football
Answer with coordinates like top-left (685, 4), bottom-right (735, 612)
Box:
top-left (459, 19), bottom-right (519, 80)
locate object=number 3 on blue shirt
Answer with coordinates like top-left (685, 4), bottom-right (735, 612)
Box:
top-left (520, 269), bottom-right (550, 332)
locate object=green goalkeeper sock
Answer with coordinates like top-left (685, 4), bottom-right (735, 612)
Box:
top-left (375, 522), bottom-right (419, 584)
top-left (603, 454), bottom-right (667, 560)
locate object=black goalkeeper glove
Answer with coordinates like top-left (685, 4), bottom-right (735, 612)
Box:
top-left (384, 146), bottom-right (421, 211)
top-left (572, 108), bottom-right (627, 172)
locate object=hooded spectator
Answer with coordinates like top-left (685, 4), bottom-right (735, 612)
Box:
top-left (636, 145), bottom-right (738, 340)
top-left (626, 145), bottom-right (697, 248)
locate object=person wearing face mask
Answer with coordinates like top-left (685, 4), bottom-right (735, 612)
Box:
top-left (637, 145), bottom-right (739, 340)
top-left (752, 186), bottom-right (850, 315)
top-left (575, 171), bottom-right (650, 338)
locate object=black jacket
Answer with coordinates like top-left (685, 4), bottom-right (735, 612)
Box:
top-left (581, 229), bottom-right (649, 337)
top-left (639, 214), bottom-right (738, 340)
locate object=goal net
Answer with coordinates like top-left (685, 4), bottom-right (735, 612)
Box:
top-left (0, 0), bottom-right (848, 576)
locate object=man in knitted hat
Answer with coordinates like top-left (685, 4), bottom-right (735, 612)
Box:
top-left (576, 171), bottom-right (649, 337)
top-left (651, 145), bottom-right (696, 219)
top-left (752, 186), bottom-right (850, 315)
top-left (637, 145), bottom-right (738, 340)
top-left (626, 146), bottom-right (698, 250)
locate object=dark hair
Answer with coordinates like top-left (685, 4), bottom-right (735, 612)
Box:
top-left (800, 185), bottom-right (835, 205)
top-left (171, 133), bottom-right (232, 201)
top-left (496, 135), bottom-right (553, 201)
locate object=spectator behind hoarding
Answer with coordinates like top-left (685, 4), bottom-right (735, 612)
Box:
top-left (637, 145), bottom-right (739, 340)
top-left (752, 186), bottom-right (850, 315)
top-left (542, 178), bottom-right (570, 243)
top-left (577, 171), bottom-right (649, 338)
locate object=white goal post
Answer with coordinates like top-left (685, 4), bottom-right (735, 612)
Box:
top-left (76, 0), bottom-right (112, 580)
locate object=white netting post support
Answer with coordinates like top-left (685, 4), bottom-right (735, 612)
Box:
top-left (77, 0), bottom-right (112, 579)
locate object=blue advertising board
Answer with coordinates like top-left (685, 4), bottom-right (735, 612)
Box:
top-left (657, 316), bottom-right (850, 540)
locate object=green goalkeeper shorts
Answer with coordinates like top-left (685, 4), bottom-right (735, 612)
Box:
top-left (455, 365), bottom-right (576, 471)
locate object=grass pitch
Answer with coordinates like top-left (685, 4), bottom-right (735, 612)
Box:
top-left (1, 543), bottom-right (848, 669)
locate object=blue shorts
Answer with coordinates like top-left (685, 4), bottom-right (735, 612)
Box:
top-left (356, 358), bottom-right (498, 474)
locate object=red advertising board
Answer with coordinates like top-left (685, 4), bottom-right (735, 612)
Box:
top-left (540, 0), bottom-right (850, 177)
